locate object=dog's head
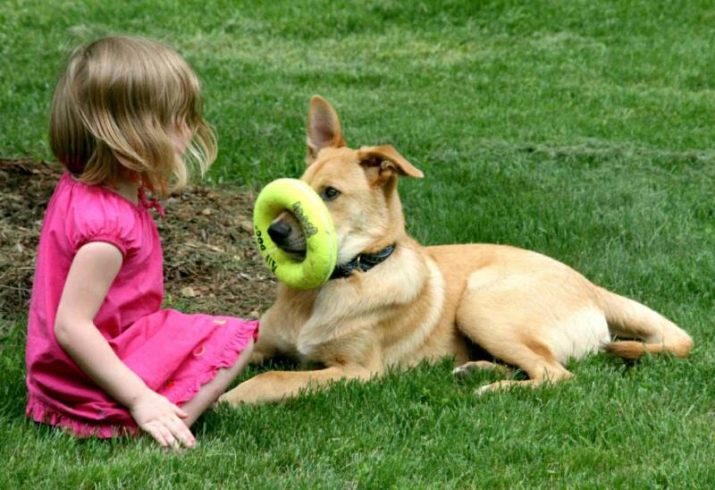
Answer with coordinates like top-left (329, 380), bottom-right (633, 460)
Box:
top-left (267, 96), bottom-right (424, 265)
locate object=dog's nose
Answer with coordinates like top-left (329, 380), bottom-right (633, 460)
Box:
top-left (268, 221), bottom-right (292, 245)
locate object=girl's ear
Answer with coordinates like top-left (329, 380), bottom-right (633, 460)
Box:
top-left (306, 96), bottom-right (346, 165)
top-left (357, 145), bottom-right (424, 186)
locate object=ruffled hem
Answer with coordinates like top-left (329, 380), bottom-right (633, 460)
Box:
top-left (26, 319), bottom-right (259, 440)
top-left (164, 319), bottom-right (259, 406)
top-left (26, 396), bottom-right (138, 439)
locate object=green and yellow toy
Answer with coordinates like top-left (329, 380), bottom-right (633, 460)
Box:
top-left (253, 178), bottom-right (338, 289)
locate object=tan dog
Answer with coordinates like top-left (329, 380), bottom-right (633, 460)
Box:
top-left (220, 96), bottom-right (693, 405)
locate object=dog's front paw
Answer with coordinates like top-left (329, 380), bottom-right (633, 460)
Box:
top-left (218, 378), bottom-right (263, 406)
top-left (453, 360), bottom-right (512, 378)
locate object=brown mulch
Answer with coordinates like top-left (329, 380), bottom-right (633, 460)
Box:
top-left (0, 158), bottom-right (276, 318)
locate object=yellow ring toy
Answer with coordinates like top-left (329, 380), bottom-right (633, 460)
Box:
top-left (253, 178), bottom-right (338, 289)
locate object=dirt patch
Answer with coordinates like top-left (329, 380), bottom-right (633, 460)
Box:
top-left (0, 158), bottom-right (276, 318)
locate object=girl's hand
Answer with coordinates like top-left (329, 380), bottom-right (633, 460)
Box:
top-left (129, 389), bottom-right (196, 450)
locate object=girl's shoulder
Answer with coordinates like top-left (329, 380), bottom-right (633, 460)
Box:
top-left (48, 173), bottom-right (151, 257)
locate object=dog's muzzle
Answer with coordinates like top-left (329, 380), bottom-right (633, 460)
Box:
top-left (267, 212), bottom-right (307, 257)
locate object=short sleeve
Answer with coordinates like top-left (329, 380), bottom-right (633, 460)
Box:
top-left (64, 186), bottom-right (140, 259)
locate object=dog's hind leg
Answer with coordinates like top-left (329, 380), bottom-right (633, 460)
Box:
top-left (454, 291), bottom-right (575, 395)
top-left (456, 322), bottom-right (575, 394)
top-left (459, 334), bottom-right (573, 395)
top-left (474, 359), bottom-right (573, 395)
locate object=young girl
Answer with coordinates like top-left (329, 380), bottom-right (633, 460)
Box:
top-left (25, 35), bottom-right (259, 449)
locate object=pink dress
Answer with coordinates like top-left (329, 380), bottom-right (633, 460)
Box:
top-left (25, 173), bottom-right (259, 438)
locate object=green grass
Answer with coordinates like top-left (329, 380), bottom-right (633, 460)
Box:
top-left (2, 0), bottom-right (715, 487)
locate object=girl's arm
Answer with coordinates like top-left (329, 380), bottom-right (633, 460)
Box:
top-left (54, 242), bottom-right (195, 449)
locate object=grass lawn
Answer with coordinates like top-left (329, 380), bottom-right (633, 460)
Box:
top-left (2, 0), bottom-right (714, 487)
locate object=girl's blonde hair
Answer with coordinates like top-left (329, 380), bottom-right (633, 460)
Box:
top-left (49, 35), bottom-right (217, 197)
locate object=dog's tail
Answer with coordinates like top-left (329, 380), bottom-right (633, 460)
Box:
top-left (596, 287), bottom-right (693, 360)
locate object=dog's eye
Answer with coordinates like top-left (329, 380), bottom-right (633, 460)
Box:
top-left (321, 186), bottom-right (341, 201)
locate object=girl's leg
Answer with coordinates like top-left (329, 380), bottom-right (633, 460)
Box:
top-left (180, 339), bottom-right (254, 427)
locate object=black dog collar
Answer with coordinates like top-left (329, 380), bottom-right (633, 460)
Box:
top-left (330, 244), bottom-right (396, 280)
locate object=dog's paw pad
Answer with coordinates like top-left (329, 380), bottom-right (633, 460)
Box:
top-left (452, 366), bottom-right (470, 377)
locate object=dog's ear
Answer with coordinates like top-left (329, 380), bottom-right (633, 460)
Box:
top-left (306, 96), bottom-right (346, 165)
top-left (357, 145), bottom-right (424, 186)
